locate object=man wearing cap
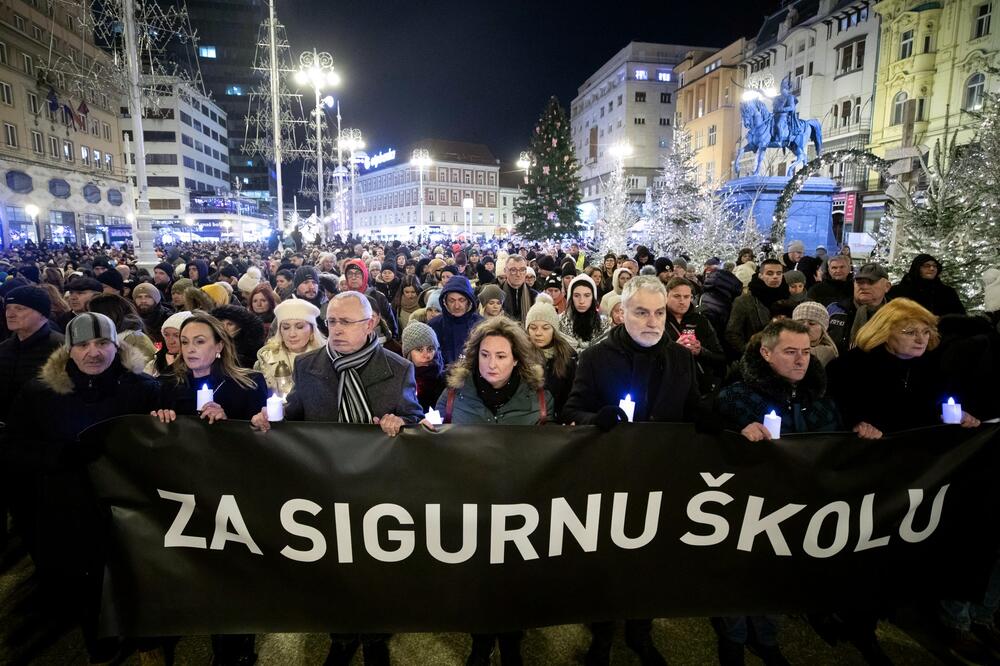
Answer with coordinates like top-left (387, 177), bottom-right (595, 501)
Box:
top-left (536, 254), bottom-right (556, 280)
top-left (5, 312), bottom-right (161, 662)
top-left (342, 259), bottom-right (399, 339)
top-left (782, 240), bottom-right (820, 288)
top-left (827, 262), bottom-right (891, 355)
top-left (132, 282), bottom-right (172, 346)
top-left (97, 268), bottom-right (125, 295)
top-left (58, 276), bottom-right (105, 331)
top-left (91, 255), bottom-right (112, 277)
top-left (543, 275), bottom-right (567, 314)
top-left (293, 265), bottom-right (328, 312)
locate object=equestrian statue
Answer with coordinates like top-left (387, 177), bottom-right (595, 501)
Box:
top-left (734, 77), bottom-right (823, 177)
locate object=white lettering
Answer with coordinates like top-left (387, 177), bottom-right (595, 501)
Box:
top-left (158, 489), bottom-right (207, 549)
top-left (737, 496), bottom-right (806, 556)
top-left (426, 504), bottom-right (477, 564)
top-left (899, 485), bottom-right (949, 543)
top-left (490, 504), bottom-right (540, 564)
top-left (279, 499), bottom-right (327, 563)
top-left (334, 502), bottom-right (353, 563)
top-left (681, 490), bottom-right (733, 546)
top-left (803, 501), bottom-right (850, 558)
top-left (549, 495), bottom-right (601, 556)
top-left (362, 504), bottom-right (415, 562)
top-left (209, 494), bottom-right (262, 555)
top-left (855, 493), bottom-right (891, 552)
top-left (610, 492), bottom-right (662, 550)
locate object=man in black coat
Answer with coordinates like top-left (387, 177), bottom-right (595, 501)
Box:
top-left (806, 254), bottom-right (853, 306)
top-left (782, 240), bottom-right (821, 288)
top-left (563, 276), bottom-right (699, 666)
top-left (663, 277), bottom-right (725, 394)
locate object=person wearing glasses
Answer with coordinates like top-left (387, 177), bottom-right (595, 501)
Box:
top-left (499, 254), bottom-right (537, 323)
top-left (251, 290), bottom-right (422, 666)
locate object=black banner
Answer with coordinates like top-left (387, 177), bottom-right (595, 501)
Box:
top-left (84, 417), bottom-right (1000, 637)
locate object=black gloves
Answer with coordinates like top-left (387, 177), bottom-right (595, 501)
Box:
top-left (594, 405), bottom-right (628, 432)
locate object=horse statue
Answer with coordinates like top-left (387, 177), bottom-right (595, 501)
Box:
top-left (734, 83), bottom-right (823, 178)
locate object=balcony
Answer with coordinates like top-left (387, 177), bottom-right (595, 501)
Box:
top-left (824, 120), bottom-right (871, 141)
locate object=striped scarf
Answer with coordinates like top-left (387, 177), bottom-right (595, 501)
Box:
top-left (326, 335), bottom-right (380, 424)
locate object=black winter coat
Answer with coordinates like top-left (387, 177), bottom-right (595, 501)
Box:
top-left (542, 351), bottom-right (577, 423)
top-left (665, 309), bottom-right (726, 394)
top-left (562, 325), bottom-right (699, 425)
top-left (698, 269), bottom-right (744, 346)
top-left (887, 254), bottom-right (965, 316)
top-left (159, 361), bottom-right (268, 420)
top-left (935, 314), bottom-right (1000, 420)
top-left (0, 323), bottom-right (64, 422)
top-left (782, 253), bottom-right (821, 288)
top-left (807, 277), bottom-right (854, 307)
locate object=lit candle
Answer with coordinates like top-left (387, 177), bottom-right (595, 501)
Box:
top-left (618, 394), bottom-right (636, 423)
top-left (942, 397), bottom-right (962, 425)
top-left (266, 392), bottom-right (284, 422)
top-left (196, 384), bottom-right (213, 411)
top-left (425, 408), bottom-right (443, 426)
top-left (763, 410), bottom-right (782, 439)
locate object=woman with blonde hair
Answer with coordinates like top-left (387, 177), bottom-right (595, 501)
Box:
top-left (254, 299), bottom-right (325, 393)
top-left (827, 297), bottom-right (981, 437)
top-left (39, 283), bottom-right (71, 320)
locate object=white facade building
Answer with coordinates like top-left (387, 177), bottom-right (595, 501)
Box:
top-left (570, 41), bottom-right (710, 222)
top-left (353, 139), bottom-right (521, 240)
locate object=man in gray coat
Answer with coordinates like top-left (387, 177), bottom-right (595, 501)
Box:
top-left (251, 290), bottom-right (422, 665)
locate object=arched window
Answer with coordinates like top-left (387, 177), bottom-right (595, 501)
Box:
top-left (965, 73), bottom-right (986, 111)
top-left (891, 91), bottom-right (908, 125)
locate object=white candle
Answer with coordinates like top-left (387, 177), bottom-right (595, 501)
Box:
top-left (618, 394), bottom-right (636, 423)
top-left (942, 397), bottom-right (962, 425)
top-left (196, 384), bottom-right (213, 411)
top-left (266, 393), bottom-right (284, 422)
top-left (763, 410), bottom-right (782, 439)
top-left (425, 408), bottom-right (443, 426)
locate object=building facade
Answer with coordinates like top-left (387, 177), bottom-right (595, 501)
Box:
top-left (353, 139), bottom-right (521, 240)
top-left (674, 40), bottom-right (745, 185)
top-left (0, 0), bottom-right (129, 248)
top-left (570, 41), bottom-right (709, 223)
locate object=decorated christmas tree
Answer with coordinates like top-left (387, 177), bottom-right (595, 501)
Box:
top-left (514, 97), bottom-right (583, 239)
top-left (598, 158), bottom-right (638, 255)
top-left (648, 126), bottom-right (704, 256)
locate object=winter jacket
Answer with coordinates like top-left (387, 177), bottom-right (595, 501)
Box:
top-left (283, 343), bottom-right (424, 424)
top-left (558, 309), bottom-right (609, 352)
top-left (414, 362), bottom-right (447, 412)
top-left (0, 323), bottom-right (64, 422)
top-left (726, 276), bottom-right (788, 358)
top-left (430, 276), bottom-right (484, 366)
top-left (782, 253), bottom-right (821, 288)
top-left (887, 253), bottom-right (966, 316)
top-left (212, 305), bottom-right (266, 369)
top-left (562, 324), bottom-right (700, 425)
top-left (715, 338), bottom-right (842, 435)
top-left (501, 281), bottom-right (537, 322)
top-left (541, 350), bottom-right (577, 423)
top-left (698, 269), bottom-right (744, 345)
top-left (436, 374), bottom-right (553, 425)
top-left (599, 267), bottom-right (632, 313)
top-left (827, 345), bottom-right (944, 434)
top-left (139, 303), bottom-right (173, 346)
top-left (935, 314), bottom-right (1000, 421)
top-left (159, 361), bottom-right (268, 420)
top-left (664, 309), bottom-right (726, 394)
top-left (254, 337), bottom-right (324, 392)
top-left (807, 277), bottom-right (853, 307)
top-left (827, 299), bottom-right (884, 356)
top-left (186, 259), bottom-right (211, 287)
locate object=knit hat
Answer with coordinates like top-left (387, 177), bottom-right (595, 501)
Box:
top-left (542, 275), bottom-right (562, 291)
top-left (132, 282), bottom-right (162, 304)
top-left (171, 277), bottom-right (194, 295)
top-left (654, 257), bottom-right (673, 274)
top-left (984, 268), bottom-right (1000, 313)
top-left (792, 301), bottom-right (830, 331)
top-left (602, 292), bottom-right (622, 315)
top-left (425, 289), bottom-right (442, 312)
top-left (560, 263), bottom-right (578, 279)
top-left (17, 264), bottom-right (40, 283)
top-left (568, 273), bottom-right (598, 300)
top-left (66, 276), bottom-right (104, 293)
top-left (525, 299), bottom-right (560, 330)
top-left (5, 285), bottom-right (51, 318)
top-left (784, 270), bottom-right (806, 286)
top-left (273, 298), bottom-right (320, 327)
top-left (201, 283), bottom-right (229, 307)
top-left (154, 262), bottom-right (175, 277)
top-left (65, 312), bottom-right (118, 348)
top-left (478, 283), bottom-right (505, 306)
top-left (440, 264), bottom-right (460, 277)
top-left (787, 240), bottom-right (806, 253)
top-left (220, 264), bottom-right (240, 279)
top-left (293, 265), bottom-right (320, 288)
top-left (401, 321), bottom-right (439, 357)
top-left (537, 255), bottom-right (556, 272)
top-left (98, 269), bottom-right (124, 293)
top-left (161, 310), bottom-right (194, 333)
top-left (237, 266), bottom-right (262, 295)
top-left (733, 263), bottom-right (756, 287)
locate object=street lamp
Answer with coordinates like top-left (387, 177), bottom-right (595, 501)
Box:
top-left (24, 203), bottom-right (39, 238)
top-left (410, 148), bottom-right (432, 240)
top-left (517, 151), bottom-right (531, 185)
top-left (339, 128), bottom-right (364, 232)
top-left (609, 141), bottom-right (633, 161)
top-left (294, 49), bottom-right (340, 221)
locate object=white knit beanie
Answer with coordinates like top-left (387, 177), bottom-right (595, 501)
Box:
top-left (237, 270), bottom-right (261, 295)
top-left (161, 310), bottom-right (194, 334)
top-left (273, 298), bottom-right (320, 327)
top-left (525, 299), bottom-right (560, 330)
top-left (984, 268), bottom-right (1000, 313)
top-left (567, 273), bottom-right (597, 300)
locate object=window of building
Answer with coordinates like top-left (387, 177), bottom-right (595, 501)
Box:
top-left (31, 23), bottom-right (42, 40)
top-left (30, 130), bottom-right (42, 153)
top-left (708, 125), bottom-right (717, 146)
top-left (635, 69), bottom-right (648, 80)
top-left (965, 72), bottom-right (986, 110)
top-left (148, 176), bottom-right (180, 187)
top-left (199, 46), bottom-right (217, 58)
top-left (93, 149), bottom-right (102, 168)
top-left (48, 135), bottom-right (58, 157)
top-left (809, 35), bottom-right (816, 47)
top-left (105, 154), bottom-right (112, 172)
top-left (916, 97), bottom-right (926, 121)
top-left (14, 15), bottom-right (25, 32)
top-left (102, 122), bottom-right (111, 141)
top-left (81, 145), bottom-right (90, 165)
top-left (633, 117), bottom-right (646, 125)
top-left (617, 94), bottom-right (623, 106)
top-left (22, 54), bottom-right (32, 76)
top-left (660, 92), bottom-right (671, 103)
top-left (635, 91), bottom-right (646, 102)
top-left (891, 91), bottom-right (908, 125)
top-left (4, 123), bottom-right (17, 148)
top-left (808, 61), bottom-right (814, 76)
top-left (976, 3), bottom-right (992, 39)
top-left (659, 117), bottom-right (669, 126)
top-left (180, 111), bottom-right (192, 125)
top-left (899, 30), bottom-right (913, 59)
top-left (0, 82), bottom-right (11, 106)
top-left (657, 71), bottom-right (670, 82)
top-left (0, 42), bottom-right (6, 65)
top-left (146, 153), bottom-right (178, 165)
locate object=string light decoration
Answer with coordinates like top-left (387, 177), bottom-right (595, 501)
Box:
top-left (648, 126), bottom-right (703, 256)
top-left (598, 143), bottom-right (638, 255)
top-left (771, 149), bottom-right (894, 252)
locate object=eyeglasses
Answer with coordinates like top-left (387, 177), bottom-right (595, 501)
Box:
top-left (507, 268), bottom-right (527, 275)
top-left (899, 327), bottom-right (934, 339)
top-left (326, 317), bottom-right (370, 328)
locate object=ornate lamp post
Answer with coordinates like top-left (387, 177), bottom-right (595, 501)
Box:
top-left (294, 49), bottom-right (340, 220)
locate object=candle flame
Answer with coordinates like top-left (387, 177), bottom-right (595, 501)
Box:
top-left (625, 394), bottom-right (632, 401)
top-left (947, 397), bottom-right (956, 405)
top-left (202, 384), bottom-right (209, 390)
top-left (768, 410), bottom-right (777, 417)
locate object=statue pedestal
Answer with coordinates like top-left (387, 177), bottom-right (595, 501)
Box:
top-left (721, 176), bottom-right (837, 253)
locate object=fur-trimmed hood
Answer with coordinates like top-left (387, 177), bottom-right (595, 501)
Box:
top-left (737, 337), bottom-right (828, 404)
top-left (38, 341), bottom-right (150, 395)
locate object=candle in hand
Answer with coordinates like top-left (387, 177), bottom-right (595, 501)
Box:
top-left (266, 392), bottom-right (284, 422)
top-left (196, 384), bottom-right (213, 411)
top-left (425, 408), bottom-right (443, 426)
top-left (618, 394), bottom-right (636, 422)
top-left (763, 410), bottom-right (782, 439)
top-left (942, 397), bottom-right (962, 424)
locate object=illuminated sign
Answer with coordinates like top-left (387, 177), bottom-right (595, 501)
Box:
top-left (364, 149), bottom-right (396, 170)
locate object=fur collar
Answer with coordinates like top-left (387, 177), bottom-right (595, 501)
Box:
top-left (738, 338), bottom-right (827, 404)
top-left (39, 342), bottom-right (150, 395)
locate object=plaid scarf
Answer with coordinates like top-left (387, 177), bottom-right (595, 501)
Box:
top-left (326, 335), bottom-right (380, 424)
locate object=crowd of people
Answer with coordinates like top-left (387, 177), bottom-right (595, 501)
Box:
top-left (0, 233), bottom-right (999, 666)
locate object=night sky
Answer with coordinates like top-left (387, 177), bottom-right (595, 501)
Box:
top-left (281, 0), bottom-right (780, 164)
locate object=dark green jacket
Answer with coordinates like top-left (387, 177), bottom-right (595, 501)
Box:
top-left (436, 375), bottom-right (553, 425)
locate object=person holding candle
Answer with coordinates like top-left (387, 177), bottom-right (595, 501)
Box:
top-left (525, 296), bottom-right (578, 422)
top-left (828, 298), bottom-right (981, 437)
top-left (563, 276), bottom-right (698, 666)
top-left (401, 320), bottom-right (446, 412)
top-left (254, 299), bottom-right (325, 393)
top-left (558, 273), bottom-right (608, 352)
top-left (5, 312), bottom-right (161, 663)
